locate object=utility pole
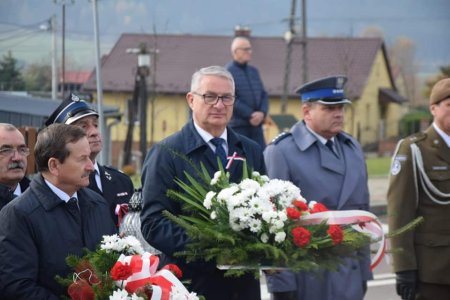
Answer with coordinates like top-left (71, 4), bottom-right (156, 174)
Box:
top-left (301, 0), bottom-right (308, 84)
top-left (54, 0), bottom-right (74, 98)
top-left (91, 0), bottom-right (106, 165)
top-left (281, 0), bottom-right (297, 113)
top-left (51, 15), bottom-right (57, 100)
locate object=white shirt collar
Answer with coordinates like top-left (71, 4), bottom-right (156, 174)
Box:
top-left (433, 122), bottom-right (450, 147)
top-left (44, 178), bottom-right (78, 203)
top-left (13, 184), bottom-right (21, 197)
top-left (193, 121), bottom-right (227, 144)
top-left (305, 124), bottom-right (335, 145)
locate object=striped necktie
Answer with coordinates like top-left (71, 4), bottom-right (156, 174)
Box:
top-left (210, 138), bottom-right (228, 167)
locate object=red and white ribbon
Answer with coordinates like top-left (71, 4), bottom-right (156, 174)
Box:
top-left (114, 252), bottom-right (190, 300)
top-left (115, 203), bottom-right (129, 227)
top-left (226, 152), bottom-right (246, 170)
top-left (299, 210), bottom-right (386, 270)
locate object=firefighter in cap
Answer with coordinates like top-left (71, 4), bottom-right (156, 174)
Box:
top-left (45, 93), bottom-right (134, 226)
top-left (388, 77), bottom-right (450, 300)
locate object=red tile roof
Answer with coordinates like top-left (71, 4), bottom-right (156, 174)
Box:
top-left (63, 71), bottom-right (91, 84)
top-left (83, 34), bottom-right (394, 100)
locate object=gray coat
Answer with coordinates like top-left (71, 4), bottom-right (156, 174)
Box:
top-left (263, 121), bottom-right (372, 300)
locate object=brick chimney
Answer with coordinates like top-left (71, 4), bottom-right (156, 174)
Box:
top-left (234, 25), bottom-right (251, 37)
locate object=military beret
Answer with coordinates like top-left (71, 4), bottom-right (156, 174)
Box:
top-left (45, 93), bottom-right (98, 126)
top-left (295, 75), bottom-right (351, 105)
top-left (430, 77), bottom-right (450, 105)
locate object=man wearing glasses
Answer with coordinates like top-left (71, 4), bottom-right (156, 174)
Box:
top-left (0, 123), bottom-right (30, 211)
top-left (141, 66), bottom-right (265, 299)
top-left (226, 36), bottom-right (269, 149)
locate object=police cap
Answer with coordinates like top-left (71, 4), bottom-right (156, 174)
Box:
top-left (296, 75), bottom-right (351, 105)
top-left (45, 93), bottom-right (98, 126)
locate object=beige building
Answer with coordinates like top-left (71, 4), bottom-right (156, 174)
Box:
top-left (83, 34), bottom-right (407, 168)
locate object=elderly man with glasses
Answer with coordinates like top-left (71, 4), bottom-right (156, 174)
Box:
top-left (0, 123), bottom-right (30, 211)
top-left (141, 65), bottom-right (265, 300)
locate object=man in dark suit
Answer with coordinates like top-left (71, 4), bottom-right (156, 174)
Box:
top-left (0, 123), bottom-right (30, 210)
top-left (45, 94), bottom-right (134, 226)
top-left (264, 76), bottom-right (372, 300)
top-left (388, 77), bottom-right (450, 300)
top-left (140, 65), bottom-right (265, 300)
top-left (0, 124), bottom-right (116, 299)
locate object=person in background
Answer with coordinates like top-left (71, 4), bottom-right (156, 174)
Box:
top-left (0, 124), bottom-right (116, 299)
top-left (388, 77), bottom-right (450, 300)
top-left (45, 93), bottom-right (134, 226)
top-left (263, 75), bottom-right (372, 300)
top-left (0, 123), bottom-right (30, 210)
top-left (140, 65), bottom-right (265, 299)
top-left (226, 36), bottom-right (268, 149)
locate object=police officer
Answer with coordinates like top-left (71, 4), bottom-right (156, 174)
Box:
top-left (264, 75), bottom-right (372, 300)
top-left (45, 94), bottom-right (134, 226)
top-left (388, 77), bottom-right (450, 300)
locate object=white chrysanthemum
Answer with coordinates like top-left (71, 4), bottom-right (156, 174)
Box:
top-left (239, 178), bottom-right (261, 194)
top-left (217, 186), bottom-right (239, 202)
top-left (122, 235), bottom-right (144, 254)
top-left (210, 171), bottom-right (222, 185)
top-left (248, 218), bottom-right (262, 233)
top-left (203, 191), bottom-right (216, 209)
top-left (260, 175), bottom-right (270, 183)
top-left (309, 201), bottom-right (318, 209)
top-left (274, 231), bottom-right (286, 243)
top-left (262, 210), bottom-right (278, 223)
top-left (170, 286), bottom-right (199, 300)
top-left (109, 289), bottom-right (131, 300)
top-left (260, 233), bottom-right (269, 243)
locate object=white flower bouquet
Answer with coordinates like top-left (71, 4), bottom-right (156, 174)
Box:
top-left (165, 162), bottom-right (377, 276)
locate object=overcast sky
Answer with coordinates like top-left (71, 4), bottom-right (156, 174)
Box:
top-left (1, 0), bottom-right (449, 77)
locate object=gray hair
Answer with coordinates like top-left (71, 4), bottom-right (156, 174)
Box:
top-left (190, 66), bottom-right (235, 94)
top-left (0, 123), bottom-right (18, 132)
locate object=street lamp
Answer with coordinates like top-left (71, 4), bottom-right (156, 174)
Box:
top-left (124, 44), bottom-right (150, 167)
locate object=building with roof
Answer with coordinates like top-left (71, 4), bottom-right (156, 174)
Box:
top-left (83, 33), bottom-right (407, 166)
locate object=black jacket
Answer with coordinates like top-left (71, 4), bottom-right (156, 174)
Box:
top-left (0, 174), bottom-right (116, 299)
top-left (0, 177), bottom-right (30, 211)
top-left (140, 121), bottom-right (265, 300)
top-left (88, 164), bottom-right (134, 225)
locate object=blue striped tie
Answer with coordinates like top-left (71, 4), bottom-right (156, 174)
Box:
top-left (210, 138), bottom-right (227, 167)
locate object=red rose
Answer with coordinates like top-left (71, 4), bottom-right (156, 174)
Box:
top-left (291, 226), bottom-right (311, 247)
top-left (162, 264), bottom-right (183, 278)
top-left (292, 200), bottom-right (308, 211)
top-left (111, 262), bottom-right (133, 281)
top-left (328, 225), bottom-right (344, 245)
top-left (286, 207), bottom-right (301, 220)
top-left (309, 203), bottom-right (328, 214)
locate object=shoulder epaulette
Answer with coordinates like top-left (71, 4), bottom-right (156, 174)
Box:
top-left (270, 131), bottom-right (292, 145)
top-left (104, 165), bottom-right (125, 174)
top-left (408, 132), bottom-right (426, 143)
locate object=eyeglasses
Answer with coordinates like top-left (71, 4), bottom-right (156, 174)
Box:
top-left (0, 146), bottom-right (30, 157)
top-left (237, 47), bottom-right (252, 52)
top-left (192, 92), bottom-right (235, 106)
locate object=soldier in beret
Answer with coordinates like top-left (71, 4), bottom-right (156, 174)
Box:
top-left (45, 94), bottom-right (134, 226)
top-left (264, 75), bottom-right (372, 300)
top-left (388, 77), bottom-right (450, 300)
